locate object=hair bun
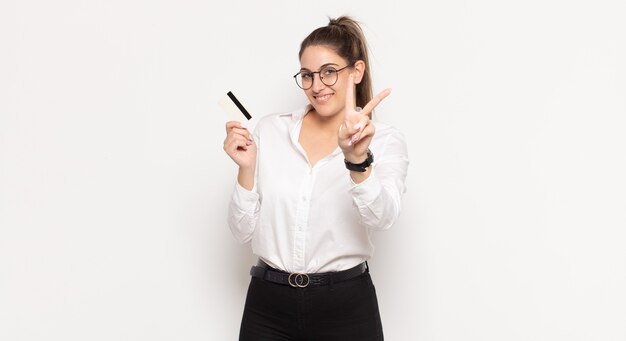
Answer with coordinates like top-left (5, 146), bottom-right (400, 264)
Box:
top-left (328, 16), bottom-right (350, 27)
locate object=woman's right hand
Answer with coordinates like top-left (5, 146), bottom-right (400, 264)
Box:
top-left (223, 121), bottom-right (257, 170)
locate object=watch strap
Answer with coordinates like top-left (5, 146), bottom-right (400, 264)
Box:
top-left (344, 149), bottom-right (374, 172)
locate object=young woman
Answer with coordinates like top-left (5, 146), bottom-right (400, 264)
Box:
top-left (223, 16), bottom-right (409, 341)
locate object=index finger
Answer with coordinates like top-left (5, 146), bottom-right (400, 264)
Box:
top-left (361, 88), bottom-right (392, 117)
top-left (225, 121), bottom-right (245, 133)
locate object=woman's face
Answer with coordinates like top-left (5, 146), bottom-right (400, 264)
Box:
top-left (299, 45), bottom-right (359, 118)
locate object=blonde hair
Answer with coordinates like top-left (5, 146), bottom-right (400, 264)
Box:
top-left (299, 16), bottom-right (373, 109)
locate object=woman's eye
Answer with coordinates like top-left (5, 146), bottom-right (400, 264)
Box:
top-left (301, 73), bottom-right (313, 80)
top-left (323, 68), bottom-right (337, 76)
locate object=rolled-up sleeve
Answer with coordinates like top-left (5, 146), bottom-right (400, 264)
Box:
top-left (350, 129), bottom-right (409, 231)
top-left (228, 181), bottom-right (261, 244)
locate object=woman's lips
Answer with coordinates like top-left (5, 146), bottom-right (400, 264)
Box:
top-left (314, 93), bottom-right (333, 103)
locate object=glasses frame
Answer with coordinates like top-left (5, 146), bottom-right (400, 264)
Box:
top-left (293, 64), bottom-right (353, 90)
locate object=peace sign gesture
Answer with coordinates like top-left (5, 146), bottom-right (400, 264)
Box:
top-left (339, 72), bottom-right (391, 163)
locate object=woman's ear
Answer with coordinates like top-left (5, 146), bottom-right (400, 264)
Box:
top-left (353, 60), bottom-right (365, 84)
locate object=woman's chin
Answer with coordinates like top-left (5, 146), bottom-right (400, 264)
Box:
top-left (310, 104), bottom-right (341, 118)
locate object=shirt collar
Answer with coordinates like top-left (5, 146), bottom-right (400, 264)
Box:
top-left (284, 104), bottom-right (313, 137)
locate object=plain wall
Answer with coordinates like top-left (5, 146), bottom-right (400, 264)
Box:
top-left (1, 0), bottom-right (625, 340)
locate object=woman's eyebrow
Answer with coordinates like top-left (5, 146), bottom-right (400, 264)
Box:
top-left (299, 62), bottom-right (340, 72)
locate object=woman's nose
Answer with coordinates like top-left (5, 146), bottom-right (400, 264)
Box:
top-left (311, 73), bottom-right (326, 92)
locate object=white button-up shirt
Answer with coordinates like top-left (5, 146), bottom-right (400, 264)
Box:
top-left (228, 105), bottom-right (409, 273)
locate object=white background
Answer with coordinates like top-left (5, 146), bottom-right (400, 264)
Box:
top-left (1, 0), bottom-right (625, 340)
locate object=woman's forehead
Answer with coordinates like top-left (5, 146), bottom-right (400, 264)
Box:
top-left (299, 45), bottom-right (345, 69)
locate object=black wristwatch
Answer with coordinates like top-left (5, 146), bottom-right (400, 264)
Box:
top-left (344, 149), bottom-right (374, 172)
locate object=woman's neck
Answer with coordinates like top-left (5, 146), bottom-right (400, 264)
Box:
top-left (304, 109), bottom-right (344, 134)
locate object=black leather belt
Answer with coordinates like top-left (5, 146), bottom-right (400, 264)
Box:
top-left (249, 260), bottom-right (368, 288)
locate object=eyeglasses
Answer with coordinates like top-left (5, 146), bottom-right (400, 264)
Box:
top-left (293, 65), bottom-right (352, 90)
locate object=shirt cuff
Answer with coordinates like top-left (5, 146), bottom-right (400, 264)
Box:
top-left (349, 168), bottom-right (382, 207)
top-left (232, 181), bottom-right (260, 211)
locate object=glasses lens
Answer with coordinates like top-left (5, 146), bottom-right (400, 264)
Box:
top-left (296, 72), bottom-right (313, 89)
top-left (320, 67), bottom-right (338, 86)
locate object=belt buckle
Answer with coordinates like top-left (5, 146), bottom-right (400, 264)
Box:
top-left (288, 272), bottom-right (310, 288)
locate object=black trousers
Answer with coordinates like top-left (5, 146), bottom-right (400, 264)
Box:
top-left (239, 270), bottom-right (384, 341)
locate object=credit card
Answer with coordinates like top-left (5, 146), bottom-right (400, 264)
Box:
top-left (218, 91), bottom-right (252, 120)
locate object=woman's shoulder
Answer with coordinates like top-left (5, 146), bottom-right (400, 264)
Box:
top-left (371, 118), bottom-right (408, 157)
top-left (372, 119), bottom-right (405, 141)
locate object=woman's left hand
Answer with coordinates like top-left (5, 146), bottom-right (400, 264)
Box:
top-left (338, 73), bottom-right (391, 163)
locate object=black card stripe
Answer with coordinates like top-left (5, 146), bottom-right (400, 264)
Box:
top-left (227, 91), bottom-right (252, 120)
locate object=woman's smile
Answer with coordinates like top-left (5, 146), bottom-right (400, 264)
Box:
top-left (313, 92), bottom-right (334, 103)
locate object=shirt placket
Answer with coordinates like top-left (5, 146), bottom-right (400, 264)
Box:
top-left (293, 168), bottom-right (313, 272)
